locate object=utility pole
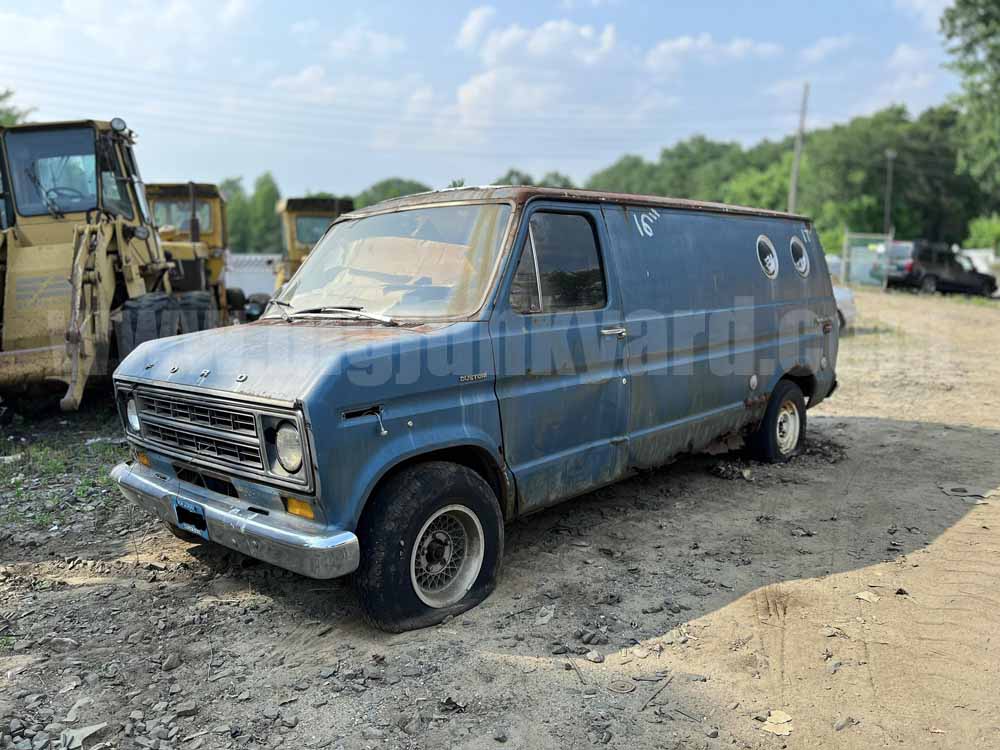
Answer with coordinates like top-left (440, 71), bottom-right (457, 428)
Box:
top-left (883, 149), bottom-right (897, 235)
top-left (787, 82), bottom-right (810, 214)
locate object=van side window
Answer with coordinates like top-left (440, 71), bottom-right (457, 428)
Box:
top-left (511, 212), bottom-right (606, 313)
top-left (508, 244), bottom-right (542, 313)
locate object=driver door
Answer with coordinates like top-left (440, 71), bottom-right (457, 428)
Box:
top-left (489, 203), bottom-right (630, 513)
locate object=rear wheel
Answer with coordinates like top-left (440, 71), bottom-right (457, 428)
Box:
top-left (920, 275), bottom-right (938, 294)
top-left (747, 380), bottom-right (806, 463)
top-left (353, 461), bottom-right (503, 632)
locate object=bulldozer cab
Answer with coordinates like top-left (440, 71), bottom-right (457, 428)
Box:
top-left (275, 196), bottom-right (353, 289)
top-left (1, 119), bottom-right (163, 349)
top-left (147, 182), bottom-right (226, 250)
top-left (146, 182), bottom-right (227, 298)
top-left (0, 119), bottom-right (183, 411)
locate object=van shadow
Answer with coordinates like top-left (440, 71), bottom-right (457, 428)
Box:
top-left (147, 413), bottom-right (1000, 746)
top-left (181, 414), bottom-right (996, 637)
top-left (5, 414), bottom-right (997, 747)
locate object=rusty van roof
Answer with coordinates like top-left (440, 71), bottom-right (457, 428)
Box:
top-left (345, 185), bottom-right (811, 223)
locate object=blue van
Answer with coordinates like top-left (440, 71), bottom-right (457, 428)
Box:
top-left (111, 187), bottom-right (838, 631)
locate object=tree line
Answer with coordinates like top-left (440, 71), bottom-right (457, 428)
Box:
top-left (215, 101), bottom-right (998, 255)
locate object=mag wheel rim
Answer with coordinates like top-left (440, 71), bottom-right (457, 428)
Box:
top-left (775, 401), bottom-right (801, 455)
top-left (410, 504), bottom-right (485, 608)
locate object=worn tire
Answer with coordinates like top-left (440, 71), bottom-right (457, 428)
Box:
top-left (177, 290), bottom-right (218, 333)
top-left (163, 521), bottom-right (203, 544)
top-left (225, 286), bottom-right (247, 313)
top-left (746, 379), bottom-right (807, 463)
top-left (116, 292), bottom-right (177, 358)
top-left (353, 461), bottom-right (504, 632)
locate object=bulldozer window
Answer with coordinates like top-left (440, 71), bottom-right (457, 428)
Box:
top-left (295, 216), bottom-right (331, 245)
top-left (97, 137), bottom-right (133, 220)
top-left (153, 200), bottom-right (213, 232)
top-left (6, 127), bottom-right (99, 217)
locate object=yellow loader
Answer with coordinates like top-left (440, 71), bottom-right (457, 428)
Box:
top-left (146, 182), bottom-right (246, 321)
top-left (273, 197), bottom-right (353, 290)
top-left (0, 118), bottom-right (218, 413)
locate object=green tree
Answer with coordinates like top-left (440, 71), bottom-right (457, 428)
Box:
top-left (537, 171), bottom-right (576, 189)
top-left (942, 0), bottom-right (1000, 194)
top-left (722, 155), bottom-right (790, 211)
top-left (249, 172), bottom-right (282, 253)
top-left (964, 214), bottom-right (1000, 249)
top-left (494, 169), bottom-right (534, 186)
top-left (0, 89), bottom-right (30, 127)
top-left (355, 178), bottom-right (431, 208)
top-left (220, 177), bottom-right (251, 253)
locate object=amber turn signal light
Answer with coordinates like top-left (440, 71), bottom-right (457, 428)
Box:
top-left (284, 496), bottom-right (315, 520)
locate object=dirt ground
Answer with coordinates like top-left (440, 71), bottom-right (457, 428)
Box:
top-left (2, 287), bottom-right (1000, 750)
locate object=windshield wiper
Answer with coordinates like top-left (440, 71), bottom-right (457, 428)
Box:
top-left (290, 306), bottom-right (397, 326)
top-left (264, 298), bottom-right (292, 322)
top-left (23, 166), bottom-right (64, 219)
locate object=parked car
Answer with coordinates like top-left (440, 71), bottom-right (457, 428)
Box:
top-left (886, 241), bottom-right (997, 296)
top-left (109, 187), bottom-right (839, 631)
top-left (833, 285), bottom-right (857, 330)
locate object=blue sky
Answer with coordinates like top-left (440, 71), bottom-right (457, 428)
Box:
top-left (0, 0), bottom-right (956, 195)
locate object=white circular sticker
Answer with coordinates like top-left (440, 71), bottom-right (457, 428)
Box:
top-left (756, 235), bottom-right (779, 279)
top-left (790, 237), bottom-right (810, 277)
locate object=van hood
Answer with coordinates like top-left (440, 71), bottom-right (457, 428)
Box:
top-left (114, 319), bottom-right (443, 403)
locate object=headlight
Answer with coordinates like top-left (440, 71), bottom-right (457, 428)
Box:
top-left (275, 421), bottom-right (303, 473)
top-left (126, 398), bottom-right (140, 432)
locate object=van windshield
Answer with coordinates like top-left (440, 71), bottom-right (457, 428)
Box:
top-left (272, 203), bottom-right (512, 320)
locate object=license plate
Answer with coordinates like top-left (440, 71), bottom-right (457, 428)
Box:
top-left (172, 497), bottom-right (210, 540)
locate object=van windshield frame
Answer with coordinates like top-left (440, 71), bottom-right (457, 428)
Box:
top-left (270, 200), bottom-right (515, 322)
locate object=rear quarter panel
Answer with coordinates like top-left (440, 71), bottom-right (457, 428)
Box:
top-left (603, 204), bottom-right (836, 468)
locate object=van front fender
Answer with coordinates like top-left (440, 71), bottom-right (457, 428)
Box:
top-left (332, 422), bottom-right (509, 530)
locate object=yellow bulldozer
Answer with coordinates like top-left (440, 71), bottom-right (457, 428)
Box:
top-left (0, 118), bottom-right (220, 414)
top-left (146, 182), bottom-right (245, 320)
top-left (273, 196), bottom-right (353, 289)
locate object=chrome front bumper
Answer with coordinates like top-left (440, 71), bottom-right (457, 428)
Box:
top-left (111, 462), bottom-right (359, 580)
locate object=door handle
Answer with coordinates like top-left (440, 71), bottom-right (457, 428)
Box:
top-left (600, 327), bottom-right (627, 338)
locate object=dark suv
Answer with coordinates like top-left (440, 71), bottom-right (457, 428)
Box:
top-left (885, 241), bottom-right (996, 296)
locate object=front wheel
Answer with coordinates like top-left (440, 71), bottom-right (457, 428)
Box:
top-left (920, 275), bottom-right (938, 294)
top-left (747, 380), bottom-right (807, 463)
top-left (353, 462), bottom-right (504, 632)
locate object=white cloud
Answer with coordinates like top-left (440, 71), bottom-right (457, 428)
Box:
top-left (894, 0), bottom-right (952, 32)
top-left (801, 35), bottom-right (853, 64)
top-left (219, 0), bottom-right (249, 26)
top-left (645, 33), bottom-right (781, 74)
top-left (480, 19), bottom-right (616, 67)
top-left (456, 6), bottom-right (496, 51)
top-left (764, 78), bottom-right (809, 100)
top-left (0, 1), bottom-right (249, 73)
top-left (290, 19), bottom-right (319, 35)
top-left (852, 42), bottom-right (938, 116)
top-left (329, 23), bottom-right (406, 61)
top-left (888, 42), bottom-right (928, 70)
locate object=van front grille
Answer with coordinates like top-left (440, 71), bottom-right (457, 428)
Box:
top-left (143, 422), bottom-right (264, 469)
top-left (137, 393), bottom-right (256, 435)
